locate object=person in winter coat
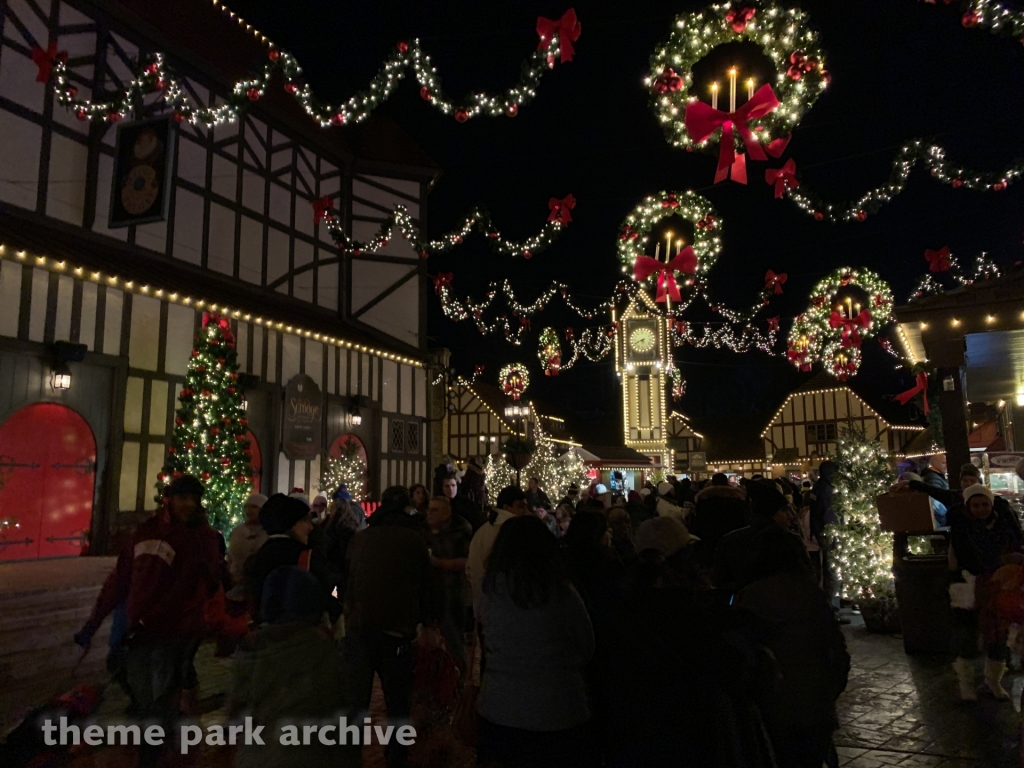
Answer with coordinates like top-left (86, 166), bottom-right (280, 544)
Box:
top-left (422, 495), bottom-right (473, 669)
top-left (655, 481), bottom-right (688, 522)
top-left (466, 485), bottom-right (531, 627)
top-left (229, 566), bottom-right (360, 768)
top-left (949, 484), bottom-right (1024, 701)
top-left (478, 516), bottom-right (596, 768)
top-left (688, 473), bottom-right (748, 568)
top-left (75, 475), bottom-right (223, 766)
top-left (526, 476), bottom-right (552, 511)
top-left (344, 486), bottom-right (435, 766)
top-left (245, 494), bottom-right (341, 624)
top-left (441, 472), bottom-right (487, 532)
top-left (227, 493), bottom-right (268, 584)
top-left (734, 528), bottom-right (850, 768)
top-left (809, 460), bottom-right (839, 600)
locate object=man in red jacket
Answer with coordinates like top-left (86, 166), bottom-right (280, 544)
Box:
top-left (76, 475), bottom-right (222, 762)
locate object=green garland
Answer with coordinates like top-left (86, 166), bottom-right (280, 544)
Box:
top-left (617, 191), bottom-right (722, 293)
top-left (647, 2), bottom-right (829, 153)
top-left (787, 267), bottom-right (894, 381)
top-left (538, 328), bottom-right (562, 376)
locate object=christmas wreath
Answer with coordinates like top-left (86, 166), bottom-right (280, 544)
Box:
top-left (647, 2), bottom-right (829, 183)
top-left (617, 191), bottom-right (722, 303)
top-left (538, 328), bottom-right (562, 376)
top-left (499, 363), bottom-right (530, 400)
top-left (787, 268), bottom-right (894, 381)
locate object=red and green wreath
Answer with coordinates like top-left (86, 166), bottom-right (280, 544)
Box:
top-left (500, 363), bottom-right (530, 400)
top-left (787, 268), bottom-right (894, 381)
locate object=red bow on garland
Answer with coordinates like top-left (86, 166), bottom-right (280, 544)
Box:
top-left (201, 311), bottom-right (236, 347)
top-left (312, 196), bottom-right (334, 224)
top-left (31, 42), bottom-right (67, 83)
top-left (547, 194), bottom-right (575, 224)
top-left (684, 84), bottom-right (780, 184)
top-left (767, 316), bottom-right (780, 332)
top-left (828, 310), bottom-right (872, 348)
top-left (787, 348), bottom-right (812, 372)
top-left (724, 4), bottom-right (756, 32)
top-left (765, 159), bottom-right (799, 198)
top-left (764, 270), bottom-right (788, 295)
top-left (433, 272), bottom-right (454, 295)
top-left (925, 246), bottom-right (951, 273)
top-left (895, 371), bottom-right (930, 414)
top-left (537, 9), bottom-right (581, 63)
top-left (633, 247), bottom-right (698, 303)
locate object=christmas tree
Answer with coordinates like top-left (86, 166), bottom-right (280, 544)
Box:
top-left (159, 312), bottom-right (253, 533)
top-left (483, 437), bottom-right (590, 506)
top-left (825, 427), bottom-right (897, 602)
top-left (321, 448), bottom-right (367, 502)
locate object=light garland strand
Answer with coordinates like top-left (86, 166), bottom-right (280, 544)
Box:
top-left (908, 250), bottom-right (1002, 302)
top-left (328, 202), bottom-right (569, 259)
top-left (49, 9), bottom-right (580, 127)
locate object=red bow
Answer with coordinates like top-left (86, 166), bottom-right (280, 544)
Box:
top-left (925, 246), bottom-right (951, 273)
top-left (684, 84), bottom-right (780, 184)
top-left (787, 348), bottom-right (812, 372)
top-left (32, 42), bottom-right (67, 83)
top-left (895, 371), bottom-right (930, 415)
top-left (202, 312), bottom-right (235, 347)
top-left (829, 310), bottom-right (872, 348)
top-left (765, 159), bottom-right (799, 198)
top-left (433, 272), bottom-right (454, 295)
top-left (725, 4), bottom-right (756, 32)
top-left (548, 194), bottom-right (575, 224)
top-left (633, 247), bottom-right (698, 303)
top-left (474, 365), bottom-right (485, 376)
top-left (653, 68), bottom-right (684, 94)
top-left (764, 270), bottom-right (788, 294)
top-left (537, 9), bottom-right (581, 63)
top-left (767, 316), bottom-right (780, 332)
top-left (312, 196), bottom-right (334, 224)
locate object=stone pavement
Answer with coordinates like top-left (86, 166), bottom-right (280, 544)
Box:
top-left (834, 616), bottom-right (1021, 768)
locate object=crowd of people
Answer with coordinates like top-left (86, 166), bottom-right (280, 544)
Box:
top-left (67, 452), bottom-right (1024, 768)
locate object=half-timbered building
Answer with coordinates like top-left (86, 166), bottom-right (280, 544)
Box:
top-left (0, 0), bottom-right (440, 560)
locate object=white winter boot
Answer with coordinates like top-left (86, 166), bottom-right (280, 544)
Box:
top-left (953, 657), bottom-right (977, 701)
top-left (984, 658), bottom-right (1010, 700)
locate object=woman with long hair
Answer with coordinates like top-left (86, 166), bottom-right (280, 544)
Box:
top-left (409, 483), bottom-right (430, 516)
top-left (478, 516), bottom-right (595, 768)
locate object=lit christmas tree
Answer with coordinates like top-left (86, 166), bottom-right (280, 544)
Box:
top-left (483, 452), bottom-right (516, 505)
top-left (320, 450), bottom-right (367, 502)
top-left (483, 437), bottom-right (590, 506)
top-left (825, 427), bottom-right (897, 602)
top-left (158, 312), bottom-right (253, 533)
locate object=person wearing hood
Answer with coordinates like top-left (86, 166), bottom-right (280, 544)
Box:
top-left (229, 566), bottom-right (360, 768)
top-left (245, 494), bottom-right (341, 624)
top-left (655, 481), bottom-right (689, 522)
top-left (948, 483), bottom-right (1024, 702)
top-left (344, 485), bottom-right (435, 763)
top-left (687, 473), bottom-right (748, 569)
top-left (227, 493), bottom-right (268, 584)
top-left (713, 481), bottom-right (812, 593)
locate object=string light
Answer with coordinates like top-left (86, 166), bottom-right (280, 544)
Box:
top-left (909, 251), bottom-right (1001, 302)
top-left (49, 10), bottom-right (578, 127)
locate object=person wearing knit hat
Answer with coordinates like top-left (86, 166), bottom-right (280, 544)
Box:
top-left (246, 494), bottom-right (340, 623)
top-left (227, 492), bottom-right (269, 583)
top-left (311, 493), bottom-right (329, 522)
top-left (634, 516), bottom-right (692, 559)
top-left (288, 490), bottom-right (311, 509)
top-left (959, 462), bottom-right (982, 489)
top-left (949, 479), bottom-right (1024, 702)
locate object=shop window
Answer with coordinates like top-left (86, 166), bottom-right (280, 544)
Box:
top-left (391, 419), bottom-right (405, 453)
top-left (806, 422), bottom-right (837, 443)
top-left (406, 421), bottom-right (420, 454)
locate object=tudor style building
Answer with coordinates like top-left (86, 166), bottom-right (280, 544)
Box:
top-left (0, 0), bottom-right (440, 560)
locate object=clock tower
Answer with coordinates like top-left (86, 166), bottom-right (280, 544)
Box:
top-left (615, 292), bottom-right (671, 470)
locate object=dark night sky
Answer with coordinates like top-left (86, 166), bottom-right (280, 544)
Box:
top-left (228, 0), bottom-right (1024, 427)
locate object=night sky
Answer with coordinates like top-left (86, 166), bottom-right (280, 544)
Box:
top-left (228, 0), bottom-right (1024, 428)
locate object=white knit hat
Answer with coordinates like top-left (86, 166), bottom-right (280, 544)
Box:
top-left (245, 493), bottom-right (268, 508)
top-left (963, 484), bottom-right (994, 504)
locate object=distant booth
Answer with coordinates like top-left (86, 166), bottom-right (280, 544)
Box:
top-left (572, 445), bottom-right (654, 494)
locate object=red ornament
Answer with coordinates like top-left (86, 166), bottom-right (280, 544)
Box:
top-left (167, 446), bottom-right (176, 455)
top-left (397, 41), bottom-right (409, 53)
top-left (74, 108), bottom-right (88, 122)
top-left (284, 82), bottom-right (297, 94)
top-left (724, 4), bottom-right (757, 32)
top-left (175, 417), bottom-right (183, 426)
top-left (268, 49), bottom-right (280, 62)
top-left (246, 87), bottom-right (260, 102)
top-left (330, 112), bottom-right (345, 126)
top-left (173, 470), bottom-right (183, 479)
top-left (154, 78), bottom-right (166, 91)
top-left (185, 441), bottom-right (196, 450)
top-left (171, 110), bottom-right (186, 123)
top-left (107, 112), bottom-right (121, 123)
top-left (454, 109), bottom-right (469, 123)
top-left (993, 181), bottom-right (1007, 192)
top-left (505, 103), bottom-right (518, 117)
top-left (814, 212), bottom-right (825, 221)
top-left (218, 357), bottom-right (226, 365)
top-left (200, 389), bottom-right (212, 398)
top-left (201, 471), bottom-right (211, 481)
top-left (523, 250), bottom-right (532, 260)
top-left (239, 418), bottom-right (248, 427)
top-left (696, 219), bottom-right (706, 229)
top-left (230, 373), bottom-right (238, 380)
top-left (221, 457), bottom-right (231, 466)
top-left (192, 350), bottom-right (200, 358)
top-left (821, 70), bottom-right (832, 85)
top-left (653, 68), bottom-right (684, 94)
top-left (227, 387), bottom-right (236, 395)
top-left (237, 475), bottom-right (248, 483)
top-left (419, 86), bottom-right (431, 101)
top-left (157, 472), bottom-right (165, 483)
top-left (786, 65), bottom-right (803, 81)
top-left (195, 365), bottom-right (206, 374)
top-left (420, 250), bottom-right (429, 259)
top-left (145, 62), bottom-right (159, 76)
top-left (205, 444), bottom-right (216, 453)
top-left (66, 86), bottom-right (77, 98)
top-left (962, 11), bottom-right (979, 27)
top-left (855, 211), bottom-right (867, 222)
top-left (210, 427), bottom-right (220, 436)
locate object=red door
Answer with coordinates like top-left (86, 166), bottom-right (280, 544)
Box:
top-left (0, 404), bottom-right (96, 561)
top-left (246, 429), bottom-right (263, 493)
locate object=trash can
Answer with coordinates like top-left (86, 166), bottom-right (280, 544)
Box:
top-left (892, 531), bottom-right (954, 655)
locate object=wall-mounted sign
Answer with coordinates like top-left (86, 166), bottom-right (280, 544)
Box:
top-left (689, 451), bottom-right (707, 471)
top-left (283, 374), bottom-right (323, 460)
top-left (109, 116), bottom-right (176, 228)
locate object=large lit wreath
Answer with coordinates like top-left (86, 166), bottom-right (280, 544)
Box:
top-left (499, 363), bottom-right (530, 400)
top-left (787, 268), bottom-right (894, 381)
top-left (647, 2), bottom-right (829, 182)
top-left (617, 191), bottom-right (722, 303)
top-left (537, 328), bottom-right (562, 376)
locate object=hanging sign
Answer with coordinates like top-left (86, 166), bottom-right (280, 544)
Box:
top-left (283, 374), bottom-right (323, 460)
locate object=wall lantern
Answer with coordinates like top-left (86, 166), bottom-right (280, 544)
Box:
top-left (348, 395), bottom-right (369, 427)
top-left (50, 341), bottom-right (87, 392)
top-left (237, 373), bottom-right (261, 413)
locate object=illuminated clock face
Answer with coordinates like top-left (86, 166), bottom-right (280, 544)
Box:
top-left (629, 327), bottom-right (656, 353)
